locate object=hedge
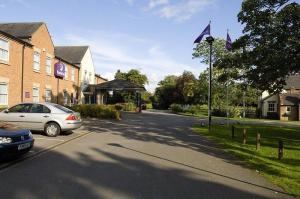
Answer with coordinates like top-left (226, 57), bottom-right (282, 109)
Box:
top-left (71, 104), bottom-right (121, 120)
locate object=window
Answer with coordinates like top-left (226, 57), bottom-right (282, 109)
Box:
top-left (89, 72), bottom-right (92, 83)
top-left (33, 87), bottom-right (39, 102)
top-left (54, 104), bottom-right (73, 113)
top-left (268, 102), bottom-right (275, 112)
top-left (286, 106), bottom-right (291, 114)
top-left (71, 67), bottom-right (75, 81)
top-left (9, 104), bottom-right (31, 113)
top-left (30, 104), bottom-right (51, 113)
top-left (64, 65), bottom-right (68, 80)
top-left (84, 70), bottom-right (88, 84)
top-left (0, 38), bottom-right (9, 62)
top-left (33, 52), bottom-right (40, 71)
top-left (63, 91), bottom-right (68, 105)
top-left (46, 57), bottom-right (51, 75)
top-left (45, 89), bottom-right (52, 102)
top-left (0, 83), bottom-right (8, 105)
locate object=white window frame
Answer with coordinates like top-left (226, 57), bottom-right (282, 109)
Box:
top-left (33, 51), bottom-right (41, 71)
top-left (46, 57), bottom-right (51, 75)
top-left (84, 70), bottom-right (88, 84)
top-left (0, 83), bottom-right (8, 105)
top-left (0, 38), bottom-right (9, 63)
top-left (63, 91), bottom-right (68, 105)
top-left (71, 67), bottom-right (75, 81)
top-left (33, 87), bottom-right (40, 103)
top-left (268, 102), bottom-right (276, 112)
top-left (45, 89), bottom-right (52, 102)
top-left (89, 72), bottom-right (92, 83)
top-left (64, 65), bottom-right (68, 80)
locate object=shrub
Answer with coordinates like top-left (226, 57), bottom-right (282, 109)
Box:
top-left (71, 104), bottom-right (120, 120)
top-left (170, 104), bottom-right (183, 113)
top-left (122, 102), bottom-right (136, 112)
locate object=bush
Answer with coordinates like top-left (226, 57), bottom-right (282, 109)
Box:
top-left (170, 104), bottom-right (183, 113)
top-left (71, 104), bottom-right (120, 120)
top-left (122, 102), bottom-right (136, 112)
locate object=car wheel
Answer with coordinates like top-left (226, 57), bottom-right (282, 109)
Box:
top-left (44, 122), bottom-right (60, 137)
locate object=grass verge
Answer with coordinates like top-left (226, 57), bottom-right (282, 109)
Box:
top-left (192, 124), bottom-right (300, 197)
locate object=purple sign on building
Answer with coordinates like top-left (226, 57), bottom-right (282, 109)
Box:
top-left (54, 61), bottom-right (65, 78)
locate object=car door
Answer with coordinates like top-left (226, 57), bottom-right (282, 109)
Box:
top-left (23, 104), bottom-right (51, 130)
top-left (0, 104), bottom-right (32, 128)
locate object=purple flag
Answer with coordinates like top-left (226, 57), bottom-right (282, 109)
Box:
top-left (194, 24), bottom-right (210, 43)
top-left (226, 33), bottom-right (232, 50)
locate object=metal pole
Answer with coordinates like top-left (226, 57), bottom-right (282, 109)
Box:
top-left (226, 81), bottom-right (229, 126)
top-left (206, 36), bottom-right (214, 131)
top-left (243, 90), bottom-right (246, 118)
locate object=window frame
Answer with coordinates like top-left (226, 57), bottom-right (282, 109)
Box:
top-left (64, 65), bottom-right (68, 80)
top-left (0, 38), bottom-right (9, 63)
top-left (46, 56), bottom-right (52, 75)
top-left (71, 67), bottom-right (75, 81)
top-left (268, 102), bottom-right (276, 112)
top-left (33, 51), bottom-right (41, 71)
top-left (33, 87), bottom-right (40, 103)
top-left (0, 83), bottom-right (8, 105)
top-left (45, 89), bottom-right (52, 102)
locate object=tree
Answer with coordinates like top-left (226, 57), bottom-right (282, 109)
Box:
top-left (218, 0), bottom-right (300, 93)
top-left (111, 69), bottom-right (148, 104)
top-left (115, 69), bottom-right (148, 87)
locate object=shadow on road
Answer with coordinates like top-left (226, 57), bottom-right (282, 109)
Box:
top-left (0, 146), bottom-right (275, 199)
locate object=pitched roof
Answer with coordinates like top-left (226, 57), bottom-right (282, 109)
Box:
top-left (54, 46), bottom-right (89, 64)
top-left (86, 79), bottom-right (145, 91)
top-left (95, 73), bottom-right (108, 81)
top-left (0, 22), bottom-right (43, 39)
top-left (284, 74), bottom-right (300, 89)
top-left (280, 94), bottom-right (300, 106)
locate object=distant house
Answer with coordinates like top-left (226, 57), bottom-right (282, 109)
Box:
top-left (259, 74), bottom-right (300, 121)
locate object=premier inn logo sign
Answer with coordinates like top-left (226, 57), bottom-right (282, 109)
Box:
top-left (54, 62), bottom-right (65, 78)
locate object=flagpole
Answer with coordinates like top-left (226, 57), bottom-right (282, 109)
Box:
top-left (206, 23), bottom-right (214, 132)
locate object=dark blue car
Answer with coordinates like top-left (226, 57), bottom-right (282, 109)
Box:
top-left (0, 123), bottom-right (34, 160)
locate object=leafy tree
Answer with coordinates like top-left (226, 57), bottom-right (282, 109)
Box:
top-left (111, 69), bottom-right (148, 104)
top-left (218, 0), bottom-right (300, 93)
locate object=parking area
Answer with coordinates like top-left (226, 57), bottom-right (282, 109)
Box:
top-left (0, 125), bottom-right (91, 170)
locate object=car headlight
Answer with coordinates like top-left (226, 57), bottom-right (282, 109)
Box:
top-left (0, 137), bottom-right (12, 144)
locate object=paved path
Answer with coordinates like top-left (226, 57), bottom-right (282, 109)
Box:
top-left (0, 111), bottom-right (293, 199)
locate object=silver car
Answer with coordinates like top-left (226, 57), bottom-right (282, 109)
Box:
top-left (0, 103), bottom-right (82, 137)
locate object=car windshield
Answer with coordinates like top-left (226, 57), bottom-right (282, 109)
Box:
top-left (53, 104), bottom-right (73, 113)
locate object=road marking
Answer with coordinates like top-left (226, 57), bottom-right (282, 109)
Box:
top-left (0, 131), bottom-right (92, 173)
top-left (34, 137), bottom-right (65, 142)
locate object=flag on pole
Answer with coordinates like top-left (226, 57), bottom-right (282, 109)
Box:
top-left (194, 24), bottom-right (210, 44)
top-left (225, 32), bottom-right (232, 50)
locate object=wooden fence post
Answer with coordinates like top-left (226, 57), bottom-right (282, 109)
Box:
top-left (278, 140), bottom-right (283, 160)
top-left (256, 133), bottom-right (260, 150)
top-left (243, 128), bottom-right (247, 144)
top-left (231, 126), bottom-right (235, 139)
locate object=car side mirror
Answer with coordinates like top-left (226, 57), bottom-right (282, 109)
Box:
top-left (4, 109), bottom-right (9, 113)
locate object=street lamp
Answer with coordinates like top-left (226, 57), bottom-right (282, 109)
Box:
top-left (206, 36), bottom-right (214, 131)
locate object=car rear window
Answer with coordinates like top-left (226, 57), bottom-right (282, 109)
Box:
top-left (54, 104), bottom-right (73, 113)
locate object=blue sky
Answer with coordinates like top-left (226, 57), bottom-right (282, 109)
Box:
top-left (0, 0), bottom-right (244, 91)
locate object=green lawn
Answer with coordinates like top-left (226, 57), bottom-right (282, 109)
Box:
top-left (192, 124), bottom-right (300, 197)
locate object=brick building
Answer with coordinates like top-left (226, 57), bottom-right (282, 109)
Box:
top-left (0, 22), bottom-right (96, 108)
top-left (260, 74), bottom-right (300, 121)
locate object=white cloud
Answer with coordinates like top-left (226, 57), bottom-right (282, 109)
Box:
top-left (148, 0), bottom-right (215, 22)
top-left (61, 30), bottom-right (199, 92)
top-left (148, 0), bottom-right (168, 9)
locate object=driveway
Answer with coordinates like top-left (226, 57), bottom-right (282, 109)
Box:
top-left (0, 111), bottom-right (293, 199)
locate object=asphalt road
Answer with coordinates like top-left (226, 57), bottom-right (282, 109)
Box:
top-left (0, 111), bottom-right (293, 199)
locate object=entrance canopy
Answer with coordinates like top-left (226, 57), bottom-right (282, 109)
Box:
top-left (86, 79), bottom-right (145, 92)
top-left (82, 79), bottom-right (145, 105)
